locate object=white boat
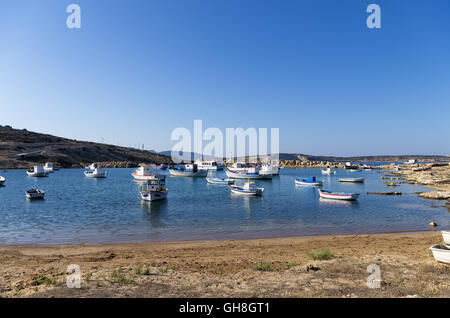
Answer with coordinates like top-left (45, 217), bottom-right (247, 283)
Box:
top-left (84, 167), bottom-right (107, 178)
top-left (429, 245), bottom-right (450, 264)
top-left (225, 167), bottom-right (271, 180)
top-left (344, 162), bottom-right (359, 170)
top-left (227, 162), bottom-right (254, 172)
top-left (43, 162), bottom-right (59, 173)
top-left (140, 175), bottom-right (168, 202)
top-left (318, 189), bottom-right (359, 200)
top-left (85, 163), bottom-right (99, 170)
top-left (131, 166), bottom-right (158, 181)
top-left (169, 163), bottom-right (208, 177)
top-left (442, 231), bottom-right (450, 245)
top-left (259, 163), bottom-right (280, 176)
top-left (0, 176), bottom-right (5, 185)
top-left (229, 181), bottom-right (264, 196)
top-left (206, 177), bottom-right (234, 185)
top-left (295, 177), bottom-right (323, 186)
top-left (26, 189), bottom-right (45, 199)
top-left (194, 160), bottom-right (223, 171)
top-left (26, 166), bottom-right (47, 177)
top-left (339, 178), bottom-right (364, 183)
top-left (321, 168), bottom-right (335, 175)
top-left (394, 166), bottom-right (401, 171)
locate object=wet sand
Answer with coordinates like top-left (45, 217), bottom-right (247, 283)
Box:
top-left (0, 232), bottom-right (448, 298)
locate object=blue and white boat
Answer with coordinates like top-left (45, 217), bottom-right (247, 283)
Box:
top-left (229, 181), bottom-right (264, 196)
top-left (206, 177), bottom-right (234, 185)
top-left (295, 176), bottom-right (323, 186)
top-left (318, 189), bottom-right (359, 201)
top-left (169, 163), bottom-right (208, 177)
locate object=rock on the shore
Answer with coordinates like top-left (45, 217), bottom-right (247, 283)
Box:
top-left (418, 191), bottom-right (450, 200)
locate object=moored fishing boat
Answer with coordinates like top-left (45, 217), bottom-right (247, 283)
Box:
top-left (26, 166), bottom-right (47, 177)
top-left (344, 162), bottom-right (359, 170)
top-left (321, 168), bottom-right (335, 175)
top-left (227, 162), bottom-right (253, 173)
top-left (159, 164), bottom-right (168, 170)
top-left (259, 163), bottom-right (280, 176)
top-left (0, 176), bottom-right (5, 185)
top-left (339, 177), bottom-right (364, 183)
top-left (318, 189), bottom-right (359, 200)
top-left (131, 165), bottom-right (158, 181)
top-left (169, 163), bottom-right (208, 177)
top-left (225, 167), bottom-right (271, 180)
top-left (84, 166), bottom-right (107, 178)
top-left (26, 189), bottom-right (45, 200)
top-left (229, 181), bottom-right (264, 196)
top-left (429, 245), bottom-right (450, 264)
top-left (140, 175), bottom-right (168, 202)
top-left (194, 160), bottom-right (223, 171)
top-left (206, 177), bottom-right (234, 185)
top-left (43, 162), bottom-right (59, 173)
top-left (295, 176), bottom-right (323, 186)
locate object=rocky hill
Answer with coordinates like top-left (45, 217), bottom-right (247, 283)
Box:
top-left (0, 125), bottom-right (171, 169)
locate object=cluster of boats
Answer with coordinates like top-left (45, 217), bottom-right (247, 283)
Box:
top-left (294, 168), bottom-right (367, 200)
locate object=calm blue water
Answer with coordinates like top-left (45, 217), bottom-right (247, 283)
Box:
top-left (0, 168), bottom-right (448, 245)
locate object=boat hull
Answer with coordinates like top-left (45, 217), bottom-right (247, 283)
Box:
top-left (225, 169), bottom-right (271, 180)
top-left (319, 190), bottom-right (359, 201)
top-left (430, 245), bottom-right (450, 264)
top-left (442, 231), bottom-right (450, 245)
top-left (295, 179), bottom-right (323, 186)
top-left (206, 178), bottom-right (234, 184)
top-left (84, 171), bottom-right (107, 178)
top-left (339, 178), bottom-right (364, 183)
top-left (140, 190), bottom-right (168, 201)
top-left (26, 172), bottom-right (47, 177)
top-left (169, 169), bottom-right (207, 177)
top-left (26, 191), bottom-right (45, 199)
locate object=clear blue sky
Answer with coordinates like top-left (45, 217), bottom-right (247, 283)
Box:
top-left (0, 0), bottom-right (449, 156)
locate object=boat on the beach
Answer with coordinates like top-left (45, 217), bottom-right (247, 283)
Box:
top-left (225, 167), bottom-right (271, 180)
top-left (339, 177), bottom-right (364, 183)
top-left (84, 166), bottom-right (107, 178)
top-left (26, 189), bottom-right (45, 200)
top-left (229, 181), bottom-right (264, 196)
top-left (43, 162), bottom-right (59, 173)
top-left (131, 166), bottom-right (158, 181)
top-left (429, 245), bottom-right (450, 264)
top-left (442, 231), bottom-right (450, 245)
top-left (0, 176), bottom-right (5, 185)
top-left (321, 168), bottom-right (335, 175)
top-left (412, 167), bottom-right (431, 172)
top-left (194, 160), bottom-right (223, 171)
top-left (140, 175), bottom-right (168, 202)
top-left (318, 189), bottom-right (359, 201)
top-left (295, 176), bottom-right (323, 186)
top-left (206, 177), bottom-right (234, 185)
top-left (26, 166), bottom-right (47, 177)
top-left (169, 163), bottom-right (208, 177)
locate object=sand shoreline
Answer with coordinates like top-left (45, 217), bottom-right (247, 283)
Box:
top-left (1, 231), bottom-right (448, 298)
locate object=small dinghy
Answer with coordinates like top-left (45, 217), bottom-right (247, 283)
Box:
top-left (295, 176), bottom-right (323, 186)
top-left (26, 166), bottom-right (47, 177)
top-left (429, 245), bottom-right (450, 264)
top-left (0, 176), bottom-right (5, 185)
top-left (321, 168), bottom-right (335, 175)
top-left (318, 189), bottom-right (359, 200)
top-left (229, 181), bottom-right (264, 196)
top-left (339, 177), bottom-right (364, 183)
top-left (26, 189), bottom-right (45, 200)
top-left (84, 167), bottom-right (107, 178)
top-left (442, 231), bottom-right (450, 245)
top-left (206, 177), bottom-right (234, 185)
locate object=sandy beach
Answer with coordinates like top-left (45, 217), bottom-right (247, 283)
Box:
top-left (0, 231), bottom-right (448, 298)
